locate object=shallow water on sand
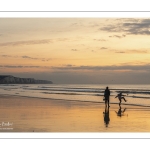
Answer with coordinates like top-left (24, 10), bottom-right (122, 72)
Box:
top-left (0, 95), bottom-right (150, 132)
top-left (0, 84), bottom-right (150, 108)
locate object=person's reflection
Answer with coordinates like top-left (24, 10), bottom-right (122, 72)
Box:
top-left (115, 106), bottom-right (126, 117)
top-left (103, 106), bottom-right (110, 127)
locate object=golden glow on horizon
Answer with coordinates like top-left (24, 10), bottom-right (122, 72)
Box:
top-left (1, 18), bottom-right (150, 83)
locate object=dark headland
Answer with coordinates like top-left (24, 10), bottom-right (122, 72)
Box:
top-left (0, 75), bottom-right (53, 84)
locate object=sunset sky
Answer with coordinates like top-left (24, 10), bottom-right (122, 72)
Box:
top-left (0, 18), bottom-right (150, 84)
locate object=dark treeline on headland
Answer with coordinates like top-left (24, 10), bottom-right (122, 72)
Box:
top-left (0, 75), bottom-right (53, 84)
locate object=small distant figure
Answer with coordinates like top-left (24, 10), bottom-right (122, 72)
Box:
top-left (115, 106), bottom-right (126, 117)
top-left (115, 92), bottom-right (127, 106)
top-left (103, 106), bottom-right (110, 127)
top-left (104, 86), bottom-right (110, 107)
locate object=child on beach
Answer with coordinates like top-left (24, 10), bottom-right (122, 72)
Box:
top-left (115, 92), bottom-right (127, 106)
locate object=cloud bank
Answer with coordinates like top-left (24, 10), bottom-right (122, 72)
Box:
top-left (0, 55), bottom-right (51, 61)
top-left (1, 64), bottom-right (149, 71)
top-left (0, 39), bottom-right (52, 47)
top-left (101, 19), bottom-right (150, 35)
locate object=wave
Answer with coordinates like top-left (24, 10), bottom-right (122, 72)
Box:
top-left (1, 84), bottom-right (150, 101)
top-left (23, 87), bottom-right (104, 94)
top-left (42, 92), bottom-right (84, 95)
top-left (1, 93), bottom-right (150, 108)
top-left (1, 84), bottom-right (150, 93)
top-left (131, 95), bottom-right (150, 99)
top-left (22, 86), bottom-right (150, 94)
top-left (115, 90), bottom-right (150, 95)
top-left (40, 91), bottom-right (150, 99)
top-left (22, 87), bottom-right (150, 95)
top-left (0, 84), bottom-right (18, 86)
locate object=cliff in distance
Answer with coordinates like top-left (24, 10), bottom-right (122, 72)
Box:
top-left (0, 75), bottom-right (53, 84)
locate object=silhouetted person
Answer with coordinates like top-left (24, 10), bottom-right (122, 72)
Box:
top-left (115, 92), bottom-right (127, 106)
top-left (104, 86), bottom-right (110, 107)
top-left (115, 106), bottom-right (126, 117)
top-left (103, 106), bottom-right (110, 127)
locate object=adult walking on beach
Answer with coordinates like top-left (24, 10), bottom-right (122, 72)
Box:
top-left (104, 86), bottom-right (110, 107)
top-left (115, 92), bottom-right (127, 106)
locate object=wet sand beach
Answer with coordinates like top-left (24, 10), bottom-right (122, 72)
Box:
top-left (0, 94), bottom-right (150, 132)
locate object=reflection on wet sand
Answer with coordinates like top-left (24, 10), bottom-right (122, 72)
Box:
top-left (103, 106), bottom-right (110, 127)
top-left (115, 106), bottom-right (127, 117)
top-left (1, 95), bottom-right (150, 132)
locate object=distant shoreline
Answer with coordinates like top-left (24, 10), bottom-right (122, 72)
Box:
top-left (0, 75), bottom-right (53, 84)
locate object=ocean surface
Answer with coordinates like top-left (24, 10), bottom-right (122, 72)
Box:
top-left (0, 84), bottom-right (150, 107)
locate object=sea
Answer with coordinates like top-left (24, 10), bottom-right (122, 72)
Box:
top-left (0, 84), bottom-right (150, 107)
